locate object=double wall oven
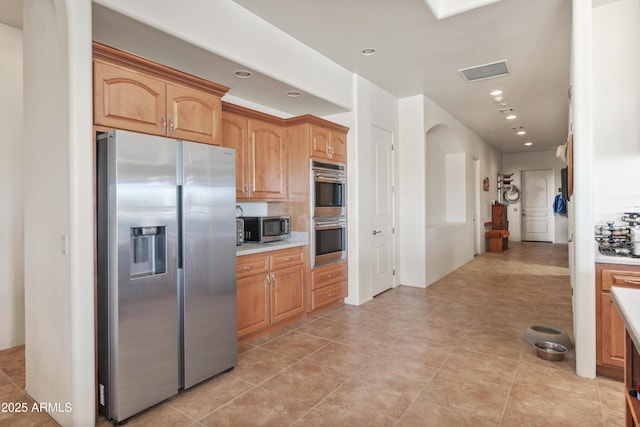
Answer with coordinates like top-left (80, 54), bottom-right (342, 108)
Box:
top-left (311, 160), bottom-right (346, 267)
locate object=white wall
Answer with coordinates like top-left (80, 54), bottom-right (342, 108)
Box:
top-left (567, 0), bottom-right (640, 380)
top-left (592, 0), bottom-right (640, 222)
top-left (0, 23), bottom-right (24, 351)
top-left (23, 0), bottom-right (95, 425)
top-left (570, 0), bottom-right (597, 379)
top-left (503, 150), bottom-right (569, 243)
top-left (341, 75), bottom-right (399, 305)
top-left (398, 95), bottom-right (502, 287)
top-left (398, 96), bottom-right (427, 286)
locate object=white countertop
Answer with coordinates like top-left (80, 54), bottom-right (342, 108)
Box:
top-left (236, 231), bottom-right (308, 256)
top-left (611, 287), bottom-right (640, 352)
top-left (596, 254), bottom-right (640, 266)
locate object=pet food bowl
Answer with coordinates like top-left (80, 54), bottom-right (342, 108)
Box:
top-left (534, 341), bottom-right (568, 362)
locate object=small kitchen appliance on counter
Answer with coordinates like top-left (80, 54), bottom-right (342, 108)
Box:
top-left (241, 215), bottom-right (291, 243)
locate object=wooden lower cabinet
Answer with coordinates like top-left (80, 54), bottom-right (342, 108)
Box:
top-left (596, 263), bottom-right (640, 379)
top-left (237, 247), bottom-right (306, 340)
top-left (309, 261), bottom-right (348, 313)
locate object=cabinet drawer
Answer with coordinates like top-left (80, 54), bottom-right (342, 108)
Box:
top-left (237, 253), bottom-right (270, 278)
top-left (311, 262), bottom-right (347, 290)
top-left (602, 269), bottom-right (640, 291)
top-left (310, 281), bottom-right (347, 311)
top-left (271, 247), bottom-right (305, 270)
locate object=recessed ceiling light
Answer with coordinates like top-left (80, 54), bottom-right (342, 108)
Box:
top-left (361, 48), bottom-right (376, 56)
top-left (524, 142), bottom-right (533, 146)
top-left (506, 114), bottom-right (517, 120)
top-left (490, 90), bottom-right (503, 96)
top-left (287, 91), bottom-right (301, 98)
top-left (494, 96), bottom-right (504, 102)
top-left (517, 131), bottom-right (526, 135)
top-left (234, 70), bottom-right (253, 79)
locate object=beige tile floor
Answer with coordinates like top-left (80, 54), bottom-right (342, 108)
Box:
top-left (0, 242), bottom-right (626, 426)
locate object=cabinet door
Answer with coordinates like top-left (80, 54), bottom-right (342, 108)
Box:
top-left (270, 265), bottom-right (305, 324)
top-left (167, 83), bottom-right (221, 145)
top-left (250, 120), bottom-right (286, 200)
top-left (310, 125), bottom-right (331, 160)
top-left (601, 292), bottom-right (626, 368)
top-left (94, 60), bottom-right (166, 135)
top-left (221, 113), bottom-right (250, 200)
top-left (237, 274), bottom-right (270, 338)
top-left (329, 131), bottom-right (347, 162)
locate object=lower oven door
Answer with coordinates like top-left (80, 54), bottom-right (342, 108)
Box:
top-left (313, 217), bottom-right (347, 267)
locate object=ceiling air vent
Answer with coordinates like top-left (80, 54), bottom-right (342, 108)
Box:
top-left (459, 60), bottom-right (509, 82)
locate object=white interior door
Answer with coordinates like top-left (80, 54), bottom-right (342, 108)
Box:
top-left (371, 126), bottom-right (394, 296)
top-left (522, 169), bottom-right (554, 242)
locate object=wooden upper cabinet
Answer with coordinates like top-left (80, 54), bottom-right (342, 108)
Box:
top-left (310, 124), bottom-right (346, 162)
top-left (93, 42), bottom-right (228, 145)
top-left (329, 130), bottom-right (347, 162)
top-left (310, 125), bottom-right (331, 159)
top-left (94, 60), bottom-right (166, 136)
top-left (288, 116), bottom-right (348, 164)
top-left (221, 103), bottom-right (286, 201)
top-left (251, 120), bottom-right (285, 200)
top-left (221, 113), bottom-right (249, 200)
top-left (167, 83), bottom-right (221, 145)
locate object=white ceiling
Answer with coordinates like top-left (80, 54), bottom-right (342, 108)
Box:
top-left (1, 0), bottom-right (572, 154)
top-left (233, 0), bottom-right (572, 154)
top-left (0, 0), bottom-right (22, 29)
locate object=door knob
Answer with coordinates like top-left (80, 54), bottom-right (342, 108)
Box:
top-left (372, 230), bottom-right (382, 235)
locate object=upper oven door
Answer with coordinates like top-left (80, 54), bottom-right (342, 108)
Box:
top-left (312, 162), bottom-right (346, 217)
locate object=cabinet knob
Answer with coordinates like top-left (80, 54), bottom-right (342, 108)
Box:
top-left (168, 117), bottom-right (174, 134)
top-left (161, 116), bottom-right (167, 133)
top-left (327, 293), bottom-right (334, 297)
top-left (327, 274), bottom-right (334, 278)
top-left (243, 265), bottom-right (253, 270)
top-left (284, 257), bottom-right (293, 261)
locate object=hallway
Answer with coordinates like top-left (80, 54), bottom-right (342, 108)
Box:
top-left (0, 242), bottom-right (625, 426)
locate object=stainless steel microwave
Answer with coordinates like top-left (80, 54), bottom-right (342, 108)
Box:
top-left (242, 216), bottom-right (291, 243)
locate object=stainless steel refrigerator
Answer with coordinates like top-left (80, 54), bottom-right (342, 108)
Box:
top-left (96, 129), bottom-right (237, 423)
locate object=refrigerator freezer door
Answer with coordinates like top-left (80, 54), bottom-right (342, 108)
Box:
top-left (98, 130), bottom-right (179, 422)
top-left (181, 141), bottom-right (238, 389)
